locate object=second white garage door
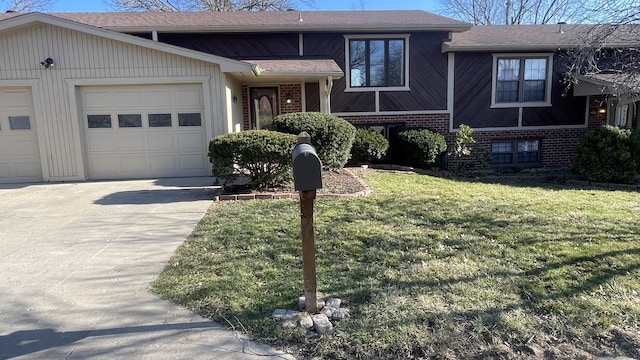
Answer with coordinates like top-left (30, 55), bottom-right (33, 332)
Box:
top-left (81, 84), bottom-right (209, 180)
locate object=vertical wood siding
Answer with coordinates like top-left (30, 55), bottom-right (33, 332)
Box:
top-left (453, 52), bottom-right (519, 128)
top-left (0, 24), bottom-right (223, 180)
top-left (158, 33), bottom-right (300, 60)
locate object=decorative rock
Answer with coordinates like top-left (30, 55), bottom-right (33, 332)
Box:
top-left (312, 314), bottom-right (333, 334)
top-left (298, 315), bottom-right (314, 330)
top-left (272, 309), bottom-right (287, 319)
top-left (325, 297), bottom-right (341, 308)
top-left (331, 308), bottom-right (350, 321)
top-left (282, 319), bottom-right (297, 328)
top-left (320, 306), bottom-right (335, 318)
top-left (285, 310), bottom-right (301, 317)
top-left (297, 296), bottom-right (326, 310)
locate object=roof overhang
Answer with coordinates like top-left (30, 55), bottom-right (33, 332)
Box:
top-left (442, 43), bottom-right (576, 52)
top-left (105, 24), bottom-right (472, 34)
top-left (0, 12), bottom-right (253, 73)
top-left (574, 74), bottom-right (640, 96)
top-left (233, 59), bottom-right (344, 83)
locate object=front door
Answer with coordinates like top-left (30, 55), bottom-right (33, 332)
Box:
top-left (250, 87), bottom-right (279, 130)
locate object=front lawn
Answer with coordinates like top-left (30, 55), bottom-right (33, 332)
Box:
top-left (151, 170), bottom-right (640, 359)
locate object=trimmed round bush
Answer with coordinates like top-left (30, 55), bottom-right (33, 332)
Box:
top-left (350, 128), bottom-right (389, 165)
top-left (389, 127), bottom-right (447, 168)
top-left (272, 112), bottom-right (356, 170)
top-left (208, 130), bottom-right (297, 190)
top-left (574, 125), bottom-right (640, 184)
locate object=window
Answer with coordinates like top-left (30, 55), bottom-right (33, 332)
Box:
top-left (492, 140), bottom-right (540, 165)
top-left (493, 54), bottom-right (552, 107)
top-left (118, 114), bottom-right (142, 128)
top-left (9, 116), bottom-right (31, 130)
top-left (148, 113), bottom-right (172, 127)
top-left (87, 115), bottom-right (112, 128)
top-left (346, 35), bottom-right (408, 90)
top-left (178, 113), bottom-right (202, 127)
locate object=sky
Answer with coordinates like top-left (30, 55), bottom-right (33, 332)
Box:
top-left (50, 0), bottom-right (439, 12)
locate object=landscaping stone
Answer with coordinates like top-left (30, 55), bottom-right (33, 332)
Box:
top-left (325, 297), bottom-right (341, 308)
top-left (298, 315), bottom-right (314, 330)
top-left (274, 295), bottom-right (347, 336)
top-left (312, 314), bottom-right (333, 334)
top-left (331, 307), bottom-right (350, 321)
top-left (272, 309), bottom-right (287, 319)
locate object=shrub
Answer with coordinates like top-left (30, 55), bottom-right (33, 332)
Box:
top-left (208, 130), bottom-right (297, 190)
top-left (272, 112), bottom-right (356, 170)
top-left (449, 124), bottom-right (477, 176)
top-left (574, 125), bottom-right (640, 184)
top-left (350, 128), bottom-right (389, 165)
top-left (389, 127), bottom-right (448, 168)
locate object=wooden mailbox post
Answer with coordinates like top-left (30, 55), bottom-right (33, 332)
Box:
top-left (292, 132), bottom-right (323, 314)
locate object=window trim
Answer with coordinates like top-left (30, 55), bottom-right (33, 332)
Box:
top-left (344, 34), bottom-right (411, 92)
top-left (491, 139), bottom-right (541, 166)
top-left (491, 53), bottom-right (553, 108)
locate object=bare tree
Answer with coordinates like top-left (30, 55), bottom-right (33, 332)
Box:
top-left (107, 0), bottom-right (315, 11)
top-left (437, 0), bottom-right (591, 24)
top-left (563, 0), bottom-right (640, 91)
top-left (1, 0), bottom-right (54, 12)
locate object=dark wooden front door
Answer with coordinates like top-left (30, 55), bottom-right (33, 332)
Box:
top-left (250, 87), bottom-right (279, 130)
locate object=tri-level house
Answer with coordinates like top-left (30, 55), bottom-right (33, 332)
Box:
top-left (0, 10), bottom-right (636, 183)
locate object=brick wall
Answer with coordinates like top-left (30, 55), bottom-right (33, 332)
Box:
top-left (338, 104), bottom-right (608, 171)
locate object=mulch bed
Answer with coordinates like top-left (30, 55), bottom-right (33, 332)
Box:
top-left (215, 168), bottom-right (371, 201)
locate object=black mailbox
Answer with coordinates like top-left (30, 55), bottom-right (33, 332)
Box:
top-left (292, 143), bottom-right (323, 191)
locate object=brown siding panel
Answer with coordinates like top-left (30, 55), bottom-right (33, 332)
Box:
top-left (380, 32), bottom-right (449, 111)
top-left (333, 92), bottom-right (376, 112)
top-left (453, 53), bottom-right (519, 128)
top-left (158, 33), bottom-right (299, 59)
top-left (522, 58), bottom-right (586, 126)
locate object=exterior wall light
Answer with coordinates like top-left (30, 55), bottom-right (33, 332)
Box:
top-left (286, 93), bottom-right (293, 104)
top-left (40, 57), bottom-right (55, 68)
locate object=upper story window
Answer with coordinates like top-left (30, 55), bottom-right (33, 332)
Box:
top-left (492, 54), bottom-right (553, 107)
top-left (345, 35), bottom-right (410, 91)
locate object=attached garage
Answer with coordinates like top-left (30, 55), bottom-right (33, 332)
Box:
top-left (80, 84), bottom-right (209, 180)
top-left (0, 88), bottom-right (42, 184)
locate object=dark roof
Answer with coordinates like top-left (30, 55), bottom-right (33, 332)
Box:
top-left (0, 10), bottom-right (471, 33)
top-left (444, 24), bottom-right (640, 51)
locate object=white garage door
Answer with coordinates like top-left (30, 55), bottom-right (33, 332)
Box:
top-left (0, 88), bottom-right (42, 184)
top-left (81, 84), bottom-right (209, 180)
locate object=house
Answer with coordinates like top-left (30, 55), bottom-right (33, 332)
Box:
top-left (0, 11), bottom-right (635, 184)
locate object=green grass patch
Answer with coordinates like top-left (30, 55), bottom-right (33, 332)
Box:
top-left (151, 170), bottom-right (640, 359)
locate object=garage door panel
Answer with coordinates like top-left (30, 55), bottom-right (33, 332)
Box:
top-left (120, 156), bottom-right (148, 172)
top-left (177, 133), bottom-right (205, 149)
top-left (176, 90), bottom-right (203, 107)
top-left (150, 155), bottom-right (177, 171)
top-left (84, 91), bottom-right (113, 108)
top-left (9, 138), bottom-right (39, 156)
top-left (118, 135), bottom-right (146, 151)
top-left (113, 91), bottom-right (142, 107)
top-left (87, 134), bottom-right (117, 152)
top-left (144, 91), bottom-right (172, 107)
top-left (148, 133), bottom-right (176, 151)
top-left (180, 155), bottom-right (206, 170)
top-left (0, 91), bottom-right (30, 108)
top-left (15, 161), bottom-right (41, 177)
top-left (82, 84), bottom-right (207, 180)
top-left (0, 88), bottom-right (42, 183)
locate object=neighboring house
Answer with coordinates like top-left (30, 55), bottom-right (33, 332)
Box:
top-left (0, 11), bottom-right (635, 183)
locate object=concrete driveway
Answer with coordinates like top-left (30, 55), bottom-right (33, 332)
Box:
top-left (0, 178), bottom-right (292, 360)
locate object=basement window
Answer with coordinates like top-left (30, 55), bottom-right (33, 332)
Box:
top-left (491, 140), bottom-right (540, 165)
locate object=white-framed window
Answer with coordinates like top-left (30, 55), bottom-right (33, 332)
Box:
top-left (491, 139), bottom-right (540, 165)
top-left (491, 54), bottom-right (553, 108)
top-left (344, 34), bottom-right (410, 92)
